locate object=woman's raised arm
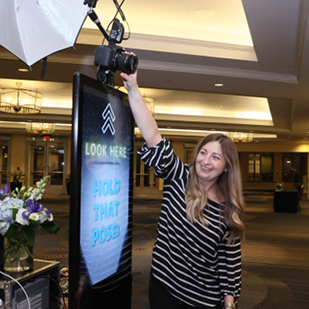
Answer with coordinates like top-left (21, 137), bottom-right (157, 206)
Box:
top-left (121, 71), bottom-right (162, 148)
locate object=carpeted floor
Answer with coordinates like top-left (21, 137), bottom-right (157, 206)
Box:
top-left (35, 194), bottom-right (309, 309)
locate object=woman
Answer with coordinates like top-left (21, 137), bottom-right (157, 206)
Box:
top-left (121, 70), bottom-right (245, 309)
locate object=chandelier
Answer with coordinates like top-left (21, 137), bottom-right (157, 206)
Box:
top-left (26, 123), bottom-right (55, 134)
top-left (227, 132), bottom-right (254, 142)
top-left (0, 82), bottom-right (42, 114)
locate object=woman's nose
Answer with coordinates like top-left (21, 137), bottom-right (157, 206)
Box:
top-left (203, 155), bottom-right (211, 164)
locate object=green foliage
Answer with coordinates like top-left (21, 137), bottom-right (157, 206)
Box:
top-left (10, 170), bottom-right (26, 183)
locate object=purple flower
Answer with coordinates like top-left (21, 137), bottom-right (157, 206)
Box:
top-left (0, 184), bottom-right (9, 200)
top-left (23, 198), bottom-right (49, 219)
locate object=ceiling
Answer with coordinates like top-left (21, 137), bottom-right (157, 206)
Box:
top-left (1, 0), bottom-right (309, 143)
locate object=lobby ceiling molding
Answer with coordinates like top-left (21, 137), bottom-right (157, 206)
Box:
top-left (138, 60), bottom-right (299, 84)
top-left (77, 29), bottom-right (257, 61)
top-left (154, 113), bottom-right (273, 126)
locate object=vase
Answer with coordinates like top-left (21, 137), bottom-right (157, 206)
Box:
top-left (10, 181), bottom-right (22, 193)
top-left (4, 234), bottom-right (33, 273)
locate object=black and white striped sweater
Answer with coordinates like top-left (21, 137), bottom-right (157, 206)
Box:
top-left (138, 138), bottom-right (241, 308)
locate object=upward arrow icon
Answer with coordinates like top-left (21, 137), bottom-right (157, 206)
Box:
top-left (102, 103), bottom-right (116, 135)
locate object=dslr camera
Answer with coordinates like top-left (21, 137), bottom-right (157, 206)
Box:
top-left (94, 19), bottom-right (138, 84)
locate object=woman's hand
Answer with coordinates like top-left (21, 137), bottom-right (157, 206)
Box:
top-left (121, 70), bottom-right (138, 91)
top-left (224, 295), bottom-right (235, 308)
top-left (120, 52), bottom-right (138, 91)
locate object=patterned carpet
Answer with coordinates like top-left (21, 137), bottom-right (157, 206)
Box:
top-left (34, 194), bottom-right (309, 309)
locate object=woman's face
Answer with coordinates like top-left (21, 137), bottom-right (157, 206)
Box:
top-left (195, 141), bottom-right (226, 188)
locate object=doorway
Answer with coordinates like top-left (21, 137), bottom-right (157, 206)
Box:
top-left (133, 142), bottom-right (161, 198)
top-left (27, 140), bottom-right (67, 195)
top-left (282, 153), bottom-right (307, 183)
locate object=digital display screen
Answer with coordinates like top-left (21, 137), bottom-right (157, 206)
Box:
top-left (70, 73), bottom-right (133, 290)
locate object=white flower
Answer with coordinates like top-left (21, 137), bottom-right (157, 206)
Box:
top-left (37, 194), bottom-right (43, 200)
top-left (0, 221), bottom-right (10, 236)
top-left (29, 188), bottom-right (40, 200)
top-left (15, 209), bottom-right (30, 226)
top-left (38, 212), bottom-right (48, 223)
top-left (9, 197), bottom-right (24, 209)
top-left (0, 205), bottom-right (13, 221)
top-left (47, 213), bottom-right (53, 222)
top-left (29, 213), bottom-right (40, 221)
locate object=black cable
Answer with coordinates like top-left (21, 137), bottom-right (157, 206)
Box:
top-left (40, 57), bottom-right (47, 80)
top-left (111, 0), bottom-right (131, 41)
top-left (112, 0), bottom-right (126, 21)
top-left (123, 19), bottom-right (131, 41)
top-left (39, 275), bottom-right (67, 309)
top-left (49, 276), bottom-right (67, 309)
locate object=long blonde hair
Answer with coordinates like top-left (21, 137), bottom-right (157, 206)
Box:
top-left (185, 133), bottom-right (245, 242)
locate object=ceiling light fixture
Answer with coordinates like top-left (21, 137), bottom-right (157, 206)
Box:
top-left (0, 82), bottom-right (42, 114)
top-left (26, 122), bottom-right (55, 134)
top-left (227, 132), bottom-right (254, 142)
top-left (214, 83), bottom-right (224, 87)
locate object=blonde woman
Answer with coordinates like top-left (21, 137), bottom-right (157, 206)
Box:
top-left (121, 70), bottom-right (245, 309)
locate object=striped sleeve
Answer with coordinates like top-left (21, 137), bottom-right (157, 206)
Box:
top-left (137, 137), bottom-right (186, 180)
top-left (217, 237), bottom-right (242, 301)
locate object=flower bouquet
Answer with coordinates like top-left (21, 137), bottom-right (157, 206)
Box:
top-left (0, 176), bottom-right (59, 272)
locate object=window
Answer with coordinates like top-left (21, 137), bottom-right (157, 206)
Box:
top-left (248, 153), bottom-right (273, 182)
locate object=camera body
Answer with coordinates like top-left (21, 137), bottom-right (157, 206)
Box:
top-left (94, 19), bottom-right (138, 85)
top-left (95, 44), bottom-right (138, 75)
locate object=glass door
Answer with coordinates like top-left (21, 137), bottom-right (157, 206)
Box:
top-left (48, 144), bottom-right (64, 187)
top-left (0, 143), bottom-right (9, 186)
top-left (28, 141), bottom-right (66, 194)
top-left (133, 142), bottom-right (159, 197)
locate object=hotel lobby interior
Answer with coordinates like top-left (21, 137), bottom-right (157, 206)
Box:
top-left (1, 1), bottom-right (309, 308)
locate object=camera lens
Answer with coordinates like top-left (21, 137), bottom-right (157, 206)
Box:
top-left (116, 53), bottom-right (138, 74)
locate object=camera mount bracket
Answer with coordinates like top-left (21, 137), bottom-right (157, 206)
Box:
top-left (87, 8), bottom-right (109, 41)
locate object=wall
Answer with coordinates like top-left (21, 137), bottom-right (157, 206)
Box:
top-left (235, 141), bottom-right (309, 152)
top-left (11, 134), bottom-right (26, 172)
top-left (273, 153), bottom-right (282, 183)
top-left (173, 140), bottom-right (185, 161)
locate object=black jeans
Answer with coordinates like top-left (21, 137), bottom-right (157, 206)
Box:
top-left (149, 272), bottom-right (221, 309)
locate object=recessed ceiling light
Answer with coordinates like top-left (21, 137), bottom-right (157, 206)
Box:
top-left (190, 9), bottom-right (215, 19)
top-left (214, 83), bottom-right (224, 87)
top-left (18, 68), bottom-right (29, 72)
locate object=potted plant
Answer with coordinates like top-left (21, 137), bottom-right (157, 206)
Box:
top-left (275, 181), bottom-right (284, 192)
top-left (10, 170), bottom-right (26, 193)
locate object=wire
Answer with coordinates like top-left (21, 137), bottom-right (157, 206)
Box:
top-left (0, 270), bottom-right (31, 309)
top-left (106, 0), bottom-right (131, 42)
top-left (39, 275), bottom-right (67, 309)
top-left (113, 0), bottom-right (126, 21)
top-left (49, 276), bottom-right (67, 309)
top-left (123, 20), bottom-right (131, 41)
